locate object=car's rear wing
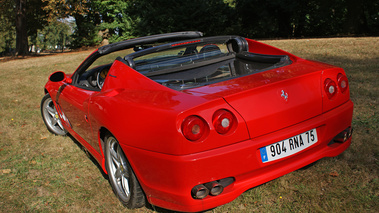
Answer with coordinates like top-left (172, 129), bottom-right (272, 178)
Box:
top-left (98, 31), bottom-right (204, 55)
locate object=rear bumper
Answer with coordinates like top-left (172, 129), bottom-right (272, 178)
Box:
top-left (122, 100), bottom-right (353, 212)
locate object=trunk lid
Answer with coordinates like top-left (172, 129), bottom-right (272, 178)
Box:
top-left (184, 62), bottom-right (326, 138)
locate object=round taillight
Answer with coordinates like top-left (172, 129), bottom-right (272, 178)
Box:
top-left (337, 73), bottom-right (348, 93)
top-left (212, 109), bottom-right (237, 135)
top-left (324, 78), bottom-right (337, 99)
top-left (181, 115), bottom-right (208, 141)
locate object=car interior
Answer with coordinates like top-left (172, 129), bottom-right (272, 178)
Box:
top-left (75, 36), bottom-right (290, 91)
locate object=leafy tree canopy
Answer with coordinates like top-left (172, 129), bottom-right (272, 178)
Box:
top-left (0, 0), bottom-right (378, 55)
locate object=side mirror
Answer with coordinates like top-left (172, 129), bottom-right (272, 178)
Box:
top-left (49, 71), bottom-right (72, 84)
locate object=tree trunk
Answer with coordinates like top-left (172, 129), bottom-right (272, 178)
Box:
top-left (15, 0), bottom-right (29, 56)
top-left (277, 10), bottom-right (292, 38)
top-left (344, 0), bottom-right (366, 35)
top-left (62, 34), bottom-right (66, 52)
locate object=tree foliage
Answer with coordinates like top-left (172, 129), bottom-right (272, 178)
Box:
top-left (0, 0), bottom-right (378, 55)
top-left (42, 0), bottom-right (88, 19)
top-left (38, 19), bottom-right (72, 52)
top-left (43, 0), bottom-right (101, 48)
top-left (95, 0), bottom-right (133, 43)
top-left (0, 0), bottom-right (15, 55)
top-left (235, 0), bottom-right (379, 38)
top-left (4, 0), bottom-right (49, 55)
top-left (127, 0), bottom-right (235, 36)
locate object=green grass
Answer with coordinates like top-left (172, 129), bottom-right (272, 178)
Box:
top-left (0, 37), bottom-right (378, 212)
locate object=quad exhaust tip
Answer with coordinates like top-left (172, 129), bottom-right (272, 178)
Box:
top-left (205, 181), bottom-right (224, 196)
top-left (191, 177), bottom-right (234, 199)
top-left (191, 184), bottom-right (209, 199)
top-left (334, 127), bottom-right (353, 143)
top-left (328, 126), bottom-right (353, 146)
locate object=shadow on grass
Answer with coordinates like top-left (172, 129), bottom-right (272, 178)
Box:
top-left (146, 203), bottom-right (214, 213)
top-left (67, 134), bottom-right (108, 181)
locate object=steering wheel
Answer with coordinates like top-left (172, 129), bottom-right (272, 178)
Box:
top-left (87, 75), bottom-right (97, 87)
top-left (97, 68), bottom-right (109, 89)
top-left (97, 71), bottom-right (104, 89)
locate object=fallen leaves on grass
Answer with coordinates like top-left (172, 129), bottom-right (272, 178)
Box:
top-left (2, 169), bottom-right (11, 174)
top-left (329, 171), bottom-right (339, 177)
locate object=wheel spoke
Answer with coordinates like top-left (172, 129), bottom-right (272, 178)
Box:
top-left (46, 110), bottom-right (54, 120)
top-left (117, 145), bottom-right (126, 165)
top-left (116, 145), bottom-right (122, 163)
top-left (46, 105), bottom-right (56, 117)
top-left (121, 175), bottom-right (130, 196)
top-left (112, 154), bottom-right (120, 168)
top-left (114, 166), bottom-right (122, 180)
top-left (47, 113), bottom-right (54, 123)
top-left (56, 119), bottom-right (64, 130)
top-left (50, 117), bottom-right (58, 126)
top-left (110, 145), bottom-right (120, 168)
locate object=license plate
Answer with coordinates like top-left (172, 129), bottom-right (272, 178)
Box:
top-left (260, 128), bottom-right (318, 163)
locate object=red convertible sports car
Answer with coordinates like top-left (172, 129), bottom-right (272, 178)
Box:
top-left (41, 31), bottom-right (353, 212)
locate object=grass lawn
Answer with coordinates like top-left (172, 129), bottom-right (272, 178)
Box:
top-left (0, 37), bottom-right (378, 212)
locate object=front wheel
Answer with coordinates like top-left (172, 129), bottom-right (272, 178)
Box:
top-left (41, 94), bottom-right (67, 136)
top-left (104, 134), bottom-right (145, 209)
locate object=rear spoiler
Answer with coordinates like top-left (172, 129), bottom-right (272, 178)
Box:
top-left (98, 31), bottom-right (204, 55)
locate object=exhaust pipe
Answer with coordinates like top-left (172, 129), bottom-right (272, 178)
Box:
top-left (191, 184), bottom-right (209, 199)
top-left (205, 181), bottom-right (224, 196)
top-left (334, 127), bottom-right (353, 143)
top-left (191, 178), bottom-right (233, 199)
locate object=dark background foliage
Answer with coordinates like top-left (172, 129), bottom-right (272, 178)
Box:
top-left (0, 0), bottom-right (378, 56)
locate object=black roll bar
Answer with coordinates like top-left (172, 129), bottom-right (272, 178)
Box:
top-left (98, 31), bottom-right (204, 55)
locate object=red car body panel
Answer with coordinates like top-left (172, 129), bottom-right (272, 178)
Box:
top-left (43, 34), bottom-right (353, 212)
top-left (123, 102), bottom-right (352, 212)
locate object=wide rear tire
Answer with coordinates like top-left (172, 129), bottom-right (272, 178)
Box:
top-left (104, 134), bottom-right (145, 209)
